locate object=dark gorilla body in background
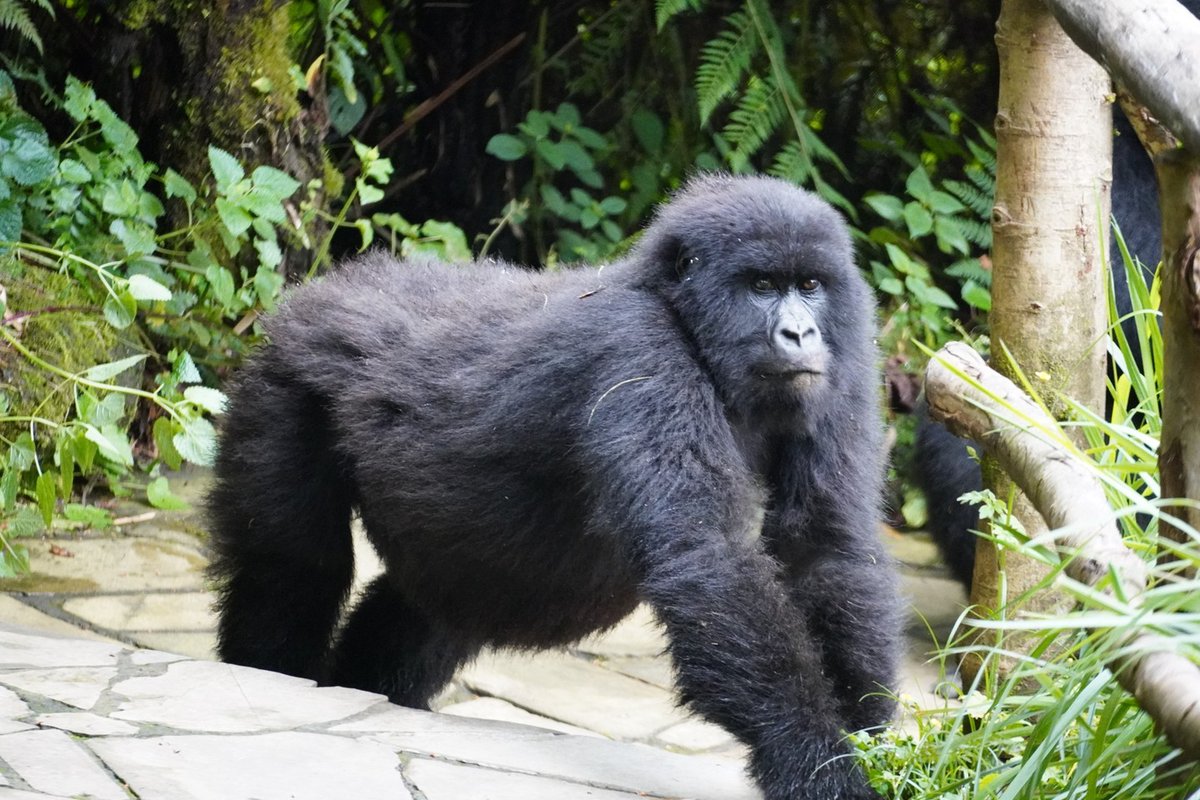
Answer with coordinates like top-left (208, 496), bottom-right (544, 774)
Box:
top-left (209, 175), bottom-right (900, 800)
top-left (913, 39), bottom-right (1195, 590)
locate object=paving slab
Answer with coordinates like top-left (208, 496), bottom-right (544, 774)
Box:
top-left (32, 712), bottom-right (138, 736)
top-left (108, 660), bottom-right (384, 732)
top-left (91, 732), bottom-right (412, 800)
top-left (0, 597), bottom-right (120, 644)
top-left (462, 649), bottom-right (689, 739)
top-left (0, 667), bottom-right (117, 710)
top-left (405, 758), bottom-right (645, 800)
top-left (0, 630), bottom-right (123, 669)
top-left (61, 592), bottom-right (216, 632)
top-left (16, 536), bottom-right (206, 592)
top-left (335, 706), bottom-right (757, 799)
top-left (440, 696), bottom-right (602, 737)
top-left (0, 729), bottom-right (126, 800)
top-left (654, 717), bottom-right (739, 752)
top-left (125, 631), bottom-right (215, 660)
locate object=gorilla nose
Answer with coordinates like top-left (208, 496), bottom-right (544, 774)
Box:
top-left (774, 320), bottom-right (820, 353)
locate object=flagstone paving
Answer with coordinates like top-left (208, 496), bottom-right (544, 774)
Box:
top-left (0, 468), bottom-right (967, 799)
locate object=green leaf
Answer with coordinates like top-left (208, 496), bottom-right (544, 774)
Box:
top-left (102, 290), bottom-right (137, 329)
top-left (353, 219), bottom-right (373, 252)
top-left (93, 102), bottom-right (138, 151)
top-left (250, 166), bottom-right (301, 200)
top-left (962, 279), bottom-right (992, 311)
top-left (84, 423), bottom-right (134, 466)
top-left (164, 169), bottom-right (197, 205)
top-left (56, 435), bottom-right (74, 498)
top-left (904, 167), bottom-right (935, 203)
top-left (255, 237), bottom-right (283, 270)
top-left (173, 417), bottom-right (218, 466)
top-left (58, 159), bottom-right (91, 184)
top-left (240, 187), bottom-right (288, 223)
top-left (127, 274), bottom-right (172, 302)
top-left (72, 432), bottom-right (97, 475)
top-left (5, 507), bottom-right (44, 538)
top-left (253, 265), bottom-right (285, 309)
top-left (63, 504), bottom-right (113, 529)
top-left (557, 140), bottom-right (594, 174)
top-left (878, 277), bottom-right (904, 295)
top-left (146, 476), bottom-right (188, 510)
top-left (0, 200), bottom-right (20, 245)
top-left (215, 198), bottom-right (253, 236)
top-left (8, 432), bottom-right (34, 470)
top-left (903, 202), bottom-right (934, 238)
top-left (571, 126), bottom-right (608, 151)
top-left (171, 351), bottom-right (201, 385)
top-left (599, 196), bottom-right (627, 215)
top-left (0, 468), bottom-right (19, 511)
top-left (934, 217), bottom-right (971, 256)
top-left (356, 178), bottom-right (384, 206)
top-left (864, 194), bottom-right (904, 223)
top-left (553, 102), bottom-right (581, 128)
top-left (601, 219), bottom-right (622, 242)
top-left (534, 139), bottom-right (566, 170)
top-left (205, 264), bottom-right (236, 308)
top-left (485, 134), bottom-right (527, 161)
top-left (928, 190), bottom-right (967, 215)
top-left (208, 146), bottom-right (244, 192)
top-left (63, 78), bottom-right (96, 121)
top-left (153, 417), bottom-right (183, 471)
top-left (84, 354), bottom-right (147, 382)
top-left (110, 219), bottom-right (157, 257)
top-left (35, 471), bottom-right (57, 526)
top-left (183, 386), bottom-right (228, 415)
top-left (0, 117), bottom-right (55, 186)
top-left (631, 109), bottom-right (664, 153)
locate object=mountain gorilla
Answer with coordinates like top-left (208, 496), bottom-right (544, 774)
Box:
top-left (208, 174), bottom-right (899, 800)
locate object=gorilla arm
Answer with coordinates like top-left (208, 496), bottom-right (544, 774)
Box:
top-left (583, 377), bottom-right (883, 800)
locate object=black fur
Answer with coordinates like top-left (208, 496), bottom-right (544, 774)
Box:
top-left (208, 174), bottom-right (900, 800)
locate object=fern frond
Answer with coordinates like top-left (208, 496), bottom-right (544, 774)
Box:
top-left (723, 73), bottom-right (785, 169)
top-left (944, 177), bottom-right (992, 220)
top-left (941, 216), bottom-right (993, 252)
top-left (946, 256), bottom-right (993, 287)
top-left (655, 0), bottom-right (705, 30)
top-left (0, 0), bottom-right (44, 53)
top-left (695, 9), bottom-right (759, 124)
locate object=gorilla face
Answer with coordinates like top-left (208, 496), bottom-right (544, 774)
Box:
top-left (643, 175), bottom-right (871, 422)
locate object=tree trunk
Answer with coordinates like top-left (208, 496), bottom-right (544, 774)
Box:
top-left (60, 0), bottom-right (331, 280)
top-left (1155, 151), bottom-right (1200, 575)
top-left (964, 0), bottom-right (1111, 682)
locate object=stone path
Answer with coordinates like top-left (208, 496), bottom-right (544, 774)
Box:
top-left (0, 470), bottom-right (967, 798)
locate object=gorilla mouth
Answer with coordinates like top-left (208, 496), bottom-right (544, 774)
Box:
top-left (756, 368), bottom-right (825, 387)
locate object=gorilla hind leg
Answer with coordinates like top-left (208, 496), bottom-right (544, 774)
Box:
top-left (208, 369), bottom-right (355, 682)
top-left (329, 575), bottom-right (478, 708)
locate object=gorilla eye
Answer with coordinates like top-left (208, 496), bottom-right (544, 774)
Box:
top-left (799, 278), bottom-right (821, 292)
top-left (675, 250), bottom-right (699, 274)
top-left (751, 277), bottom-right (776, 293)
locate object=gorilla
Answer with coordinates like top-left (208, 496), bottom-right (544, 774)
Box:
top-left (208, 174), bottom-right (900, 800)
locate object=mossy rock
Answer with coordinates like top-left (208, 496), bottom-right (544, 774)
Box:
top-left (0, 258), bottom-right (131, 445)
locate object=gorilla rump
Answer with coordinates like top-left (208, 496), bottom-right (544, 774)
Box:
top-left (208, 174), bottom-right (900, 800)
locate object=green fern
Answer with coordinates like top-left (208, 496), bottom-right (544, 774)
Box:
top-left (942, 216), bottom-right (992, 252)
top-left (944, 177), bottom-right (992, 220)
top-left (655, 0), bottom-right (706, 30)
top-left (723, 73), bottom-right (786, 169)
top-left (695, 10), bottom-right (760, 124)
top-left (0, 0), bottom-right (54, 54)
top-left (946, 255), bottom-right (993, 288)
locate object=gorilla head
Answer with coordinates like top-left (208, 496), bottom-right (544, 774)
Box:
top-left (626, 175), bottom-right (874, 426)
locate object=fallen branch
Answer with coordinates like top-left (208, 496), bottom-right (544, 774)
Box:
top-left (924, 341), bottom-right (1200, 759)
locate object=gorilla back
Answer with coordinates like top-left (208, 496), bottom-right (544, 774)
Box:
top-left (209, 174), bottom-right (899, 800)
